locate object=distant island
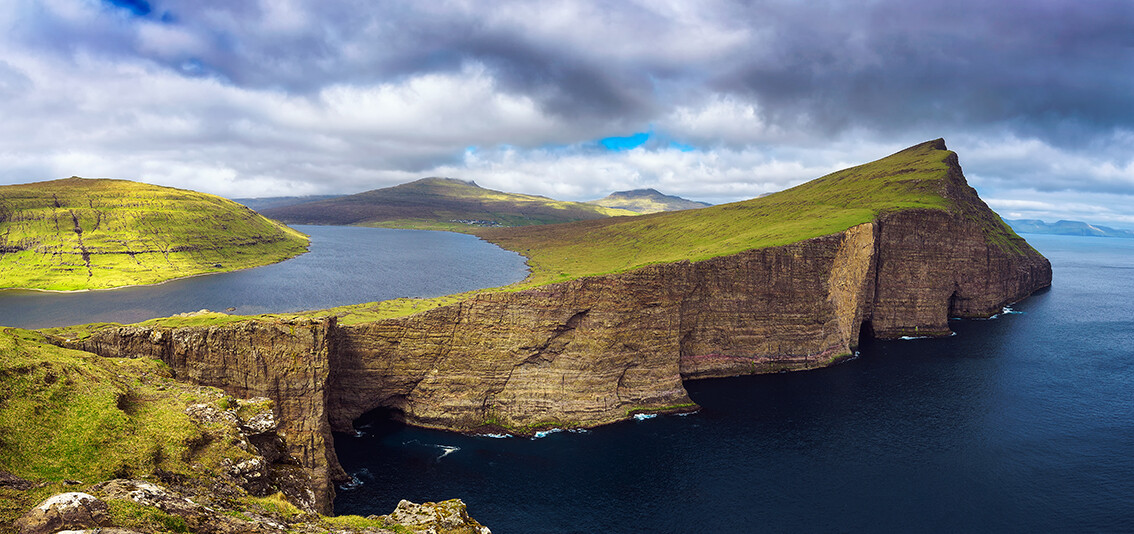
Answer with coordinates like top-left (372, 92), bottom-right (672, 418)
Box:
top-left (1006, 219), bottom-right (1134, 238)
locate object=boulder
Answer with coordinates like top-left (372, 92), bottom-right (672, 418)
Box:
top-left (380, 499), bottom-right (491, 534)
top-left (14, 492), bottom-right (110, 534)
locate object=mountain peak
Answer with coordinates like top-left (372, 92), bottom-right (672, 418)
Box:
top-left (588, 189), bottom-right (710, 214)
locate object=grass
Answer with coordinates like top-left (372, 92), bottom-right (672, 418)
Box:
top-left (476, 139), bottom-right (1026, 287)
top-left (242, 492), bottom-right (305, 519)
top-left (106, 499), bottom-right (192, 533)
top-left (0, 327), bottom-right (257, 485)
top-left (0, 176), bottom-right (309, 291)
top-left (291, 293), bottom-right (472, 325)
top-left (262, 177), bottom-right (637, 228)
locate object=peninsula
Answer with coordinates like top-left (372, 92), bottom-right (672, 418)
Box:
top-left (34, 139), bottom-right (1052, 517)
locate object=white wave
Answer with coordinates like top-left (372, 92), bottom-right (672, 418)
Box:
top-left (532, 428), bottom-right (565, 439)
top-left (435, 445), bottom-right (460, 460)
top-left (899, 335), bottom-right (931, 340)
top-left (633, 413), bottom-right (658, 420)
top-left (476, 433), bottom-right (511, 439)
top-left (351, 430), bottom-right (366, 438)
top-left (338, 475), bottom-right (363, 491)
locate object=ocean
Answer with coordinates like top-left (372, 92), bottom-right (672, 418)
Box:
top-left (334, 234), bottom-right (1134, 533)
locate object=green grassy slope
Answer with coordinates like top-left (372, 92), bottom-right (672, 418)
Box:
top-left (0, 327), bottom-right (441, 532)
top-left (477, 139), bottom-right (1021, 287)
top-left (0, 177), bottom-right (309, 291)
top-left (0, 328), bottom-right (254, 484)
top-left (261, 177), bottom-right (637, 231)
top-left (587, 188), bottom-right (711, 214)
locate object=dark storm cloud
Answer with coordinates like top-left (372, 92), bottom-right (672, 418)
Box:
top-left (713, 0), bottom-right (1134, 144)
top-left (2, 0), bottom-right (1132, 224)
top-left (13, 0), bottom-right (1134, 138)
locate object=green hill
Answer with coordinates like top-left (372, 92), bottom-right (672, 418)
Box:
top-left (477, 139), bottom-right (1025, 287)
top-left (261, 177), bottom-right (637, 231)
top-left (0, 177), bottom-right (309, 291)
top-left (587, 188), bottom-right (711, 214)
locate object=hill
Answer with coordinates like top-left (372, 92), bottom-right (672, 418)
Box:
top-left (477, 139), bottom-right (1028, 287)
top-left (0, 177), bottom-right (309, 291)
top-left (260, 177), bottom-right (637, 231)
top-left (1007, 218), bottom-right (1134, 238)
top-left (587, 188), bottom-right (711, 213)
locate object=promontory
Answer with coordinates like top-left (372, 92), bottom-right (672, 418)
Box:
top-left (29, 139), bottom-right (1051, 518)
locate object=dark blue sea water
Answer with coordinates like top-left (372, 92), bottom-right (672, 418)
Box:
top-left (334, 234), bottom-right (1134, 533)
top-left (0, 226), bottom-right (529, 329)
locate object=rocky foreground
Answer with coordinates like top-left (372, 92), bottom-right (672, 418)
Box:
top-left (1, 390), bottom-right (489, 534)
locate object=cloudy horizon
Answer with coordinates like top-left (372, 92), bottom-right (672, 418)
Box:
top-left (2, 0), bottom-right (1132, 226)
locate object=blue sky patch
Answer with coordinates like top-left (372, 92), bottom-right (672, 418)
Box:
top-left (104, 0), bottom-right (152, 17)
top-left (600, 132), bottom-right (649, 151)
top-left (669, 141), bottom-right (696, 152)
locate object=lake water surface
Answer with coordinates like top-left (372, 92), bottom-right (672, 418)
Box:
top-left (334, 234), bottom-right (1134, 533)
top-left (0, 225), bottom-right (529, 329)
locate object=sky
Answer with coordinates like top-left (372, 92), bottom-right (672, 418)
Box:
top-left (2, 0), bottom-right (1133, 227)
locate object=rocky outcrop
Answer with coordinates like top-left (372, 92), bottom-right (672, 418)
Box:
top-left (58, 318), bottom-right (343, 514)
top-left (48, 143), bottom-right (1052, 513)
top-left (14, 492), bottom-right (110, 534)
top-left (378, 499), bottom-right (491, 534)
top-left (10, 481), bottom-right (490, 534)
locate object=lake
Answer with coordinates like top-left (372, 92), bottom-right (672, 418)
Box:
top-left (0, 225), bottom-right (530, 329)
top-left (333, 234), bottom-right (1134, 533)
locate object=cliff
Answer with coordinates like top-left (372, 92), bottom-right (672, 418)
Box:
top-left (54, 318), bottom-right (344, 514)
top-left (47, 140), bottom-right (1052, 513)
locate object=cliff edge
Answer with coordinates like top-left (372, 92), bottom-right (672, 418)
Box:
top-left (47, 140), bottom-right (1052, 513)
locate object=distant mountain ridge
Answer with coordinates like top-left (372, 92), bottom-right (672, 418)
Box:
top-left (232, 195), bottom-right (344, 212)
top-left (587, 188), bottom-right (710, 214)
top-left (260, 177), bottom-right (636, 231)
top-left (1006, 219), bottom-right (1134, 238)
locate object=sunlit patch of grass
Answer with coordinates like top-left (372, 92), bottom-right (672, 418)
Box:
top-left (0, 327), bottom-right (255, 485)
top-left (0, 177), bottom-right (309, 291)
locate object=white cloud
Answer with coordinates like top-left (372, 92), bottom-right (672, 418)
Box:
top-left (0, 0), bottom-right (1132, 228)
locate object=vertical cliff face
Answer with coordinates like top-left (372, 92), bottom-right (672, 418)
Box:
top-left (326, 228), bottom-right (877, 433)
top-left (868, 146), bottom-right (1052, 337)
top-left (55, 318), bottom-right (344, 514)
